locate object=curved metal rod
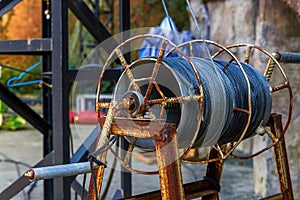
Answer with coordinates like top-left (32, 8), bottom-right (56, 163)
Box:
top-left (229, 141), bottom-right (278, 160)
top-left (109, 146), bottom-right (159, 175)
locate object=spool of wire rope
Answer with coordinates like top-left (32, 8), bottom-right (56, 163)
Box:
top-left (114, 56), bottom-right (272, 149)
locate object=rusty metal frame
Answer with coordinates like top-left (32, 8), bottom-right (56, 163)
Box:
top-left (93, 34), bottom-right (294, 199)
top-left (88, 117), bottom-right (224, 199)
top-left (88, 118), bottom-right (185, 199)
top-left (267, 114), bottom-right (294, 200)
top-left (89, 114), bottom-right (293, 200)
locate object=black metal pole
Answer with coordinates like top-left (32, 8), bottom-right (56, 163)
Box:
top-left (42, 0), bottom-right (53, 199)
top-left (51, 0), bottom-right (71, 199)
top-left (119, 0), bottom-right (132, 197)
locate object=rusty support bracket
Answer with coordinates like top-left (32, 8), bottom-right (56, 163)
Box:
top-left (155, 124), bottom-right (185, 200)
top-left (89, 119), bottom-right (185, 199)
top-left (270, 114), bottom-right (294, 200)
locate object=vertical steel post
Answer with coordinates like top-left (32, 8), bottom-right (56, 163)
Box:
top-left (119, 0), bottom-right (132, 197)
top-left (51, 0), bottom-right (71, 199)
top-left (42, 1), bottom-right (53, 199)
top-left (155, 124), bottom-right (185, 200)
top-left (270, 114), bottom-right (294, 200)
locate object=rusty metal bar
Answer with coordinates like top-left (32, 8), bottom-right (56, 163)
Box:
top-left (260, 193), bottom-right (283, 200)
top-left (155, 124), bottom-right (185, 200)
top-left (144, 39), bottom-right (168, 100)
top-left (202, 145), bottom-right (226, 200)
top-left (88, 103), bottom-right (116, 200)
top-left (222, 57), bottom-right (235, 72)
top-left (98, 117), bottom-right (165, 141)
top-left (87, 152), bottom-right (108, 200)
top-left (270, 114), bottom-right (294, 200)
top-left (244, 45), bottom-right (253, 64)
top-left (264, 58), bottom-right (276, 81)
top-left (115, 48), bottom-right (141, 93)
top-left (271, 83), bottom-right (288, 93)
top-left (122, 179), bottom-right (218, 200)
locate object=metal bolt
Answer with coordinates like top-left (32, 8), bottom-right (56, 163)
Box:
top-left (163, 131), bottom-right (168, 141)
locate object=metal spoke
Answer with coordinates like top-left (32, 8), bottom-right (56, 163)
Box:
top-left (265, 128), bottom-right (278, 143)
top-left (272, 83), bottom-right (288, 93)
top-left (189, 42), bottom-right (194, 57)
top-left (264, 58), bottom-right (276, 81)
top-left (233, 107), bottom-right (251, 114)
top-left (147, 94), bottom-right (202, 106)
top-left (144, 39), bottom-right (168, 100)
top-left (96, 102), bottom-right (110, 109)
top-left (244, 45), bottom-right (253, 64)
top-left (115, 48), bottom-right (141, 93)
top-left (123, 137), bottom-right (137, 165)
top-left (213, 144), bottom-right (225, 160)
top-left (95, 102), bottom-right (116, 154)
top-left (222, 57), bottom-right (235, 72)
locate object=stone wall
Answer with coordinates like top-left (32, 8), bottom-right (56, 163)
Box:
top-left (190, 0), bottom-right (300, 198)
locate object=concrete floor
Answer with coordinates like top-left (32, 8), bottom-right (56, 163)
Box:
top-left (0, 125), bottom-right (261, 200)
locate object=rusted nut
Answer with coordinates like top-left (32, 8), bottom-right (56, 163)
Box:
top-left (24, 169), bottom-right (35, 181)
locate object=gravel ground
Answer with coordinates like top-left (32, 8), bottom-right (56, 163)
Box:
top-left (0, 125), bottom-right (261, 200)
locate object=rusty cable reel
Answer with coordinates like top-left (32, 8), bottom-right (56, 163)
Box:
top-left (95, 35), bottom-right (283, 169)
top-left (95, 34), bottom-right (205, 174)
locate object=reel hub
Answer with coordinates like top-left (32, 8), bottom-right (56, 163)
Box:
top-left (119, 91), bottom-right (145, 117)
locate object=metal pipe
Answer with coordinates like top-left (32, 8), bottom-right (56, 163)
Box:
top-left (273, 52), bottom-right (300, 63)
top-left (24, 162), bottom-right (92, 181)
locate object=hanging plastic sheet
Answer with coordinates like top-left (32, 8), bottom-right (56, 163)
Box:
top-left (138, 17), bottom-right (198, 58)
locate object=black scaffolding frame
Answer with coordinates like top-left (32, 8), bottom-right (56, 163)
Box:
top-left (0, 0), bottom-right (130, 199)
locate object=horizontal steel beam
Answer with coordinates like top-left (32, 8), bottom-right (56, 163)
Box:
top-left (0, 38), bottom-right (52, 54)
top-left (0, 83), bottom-right (52, 135)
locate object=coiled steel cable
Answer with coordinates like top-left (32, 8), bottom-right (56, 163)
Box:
top-left (163, 57), bottom-right (271, 146)
top-left (214, 60), bottom-right (272, 144)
